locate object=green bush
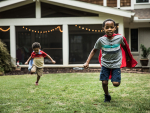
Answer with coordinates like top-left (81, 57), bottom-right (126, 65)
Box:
top-left (140, 44), bottom-right (150, 59)
top-left (0, 39), bottom-right (14, 73)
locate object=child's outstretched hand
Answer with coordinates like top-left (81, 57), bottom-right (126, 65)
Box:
top-left (83, 62), bottom-right (89, 69)
top-left (52, 60), bottom-right (56, 64)
top-left (25, 62), bottom-right (28, 65)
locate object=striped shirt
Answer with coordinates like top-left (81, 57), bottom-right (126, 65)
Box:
top-left (94, 35), bottom-right (125, 68)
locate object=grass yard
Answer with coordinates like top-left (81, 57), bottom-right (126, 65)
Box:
top-left (0, 73), bottom-right (150, 113)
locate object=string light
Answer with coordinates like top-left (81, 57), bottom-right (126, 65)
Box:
top-left (0, 27), bottom-right (10, 32)
top-left (74, 25), bottom-right (119, 33)
top-left (22, 26), bottom-right (63, 33)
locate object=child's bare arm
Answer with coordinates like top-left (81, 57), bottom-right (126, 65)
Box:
top-left (83, 48), bottom-right (98, 68)
top-left (122, 45), bottom-right (130, 61)
top-left (25, 56), bottom-right (32, 65)
top-left (46, 55), bottom-right (56, 64)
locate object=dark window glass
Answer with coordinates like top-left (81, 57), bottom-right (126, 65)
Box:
top-left (107, 0), bottom-right (117, 7)
top-left (131, 29), bottom-right (138, 52)
top-left (41, 2), bottom-right (98, 18)
top-left (69, 24), bottom-right (118, 64)
top-left (136, 0), bottom-right (149, 3)
top-left (16, 26), bottom-right (62, 65)
top-left (0, 3), bottom-right (35, 18)
top-left (0, 26), bottom-right (10, 53)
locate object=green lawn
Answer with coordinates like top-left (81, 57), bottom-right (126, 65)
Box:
top-left (0, 73), bottom-right (150, 113)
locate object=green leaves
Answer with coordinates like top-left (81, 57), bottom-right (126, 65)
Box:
top-left (0, 39), bottom-right (14, 73)
top-left (140, 44), bottom-right (150, 58)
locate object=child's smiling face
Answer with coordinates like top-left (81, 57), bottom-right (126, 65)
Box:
top-left (33, 48), bottom-right (40, 54)
top-left (103, 21), bottom-right (116, 36)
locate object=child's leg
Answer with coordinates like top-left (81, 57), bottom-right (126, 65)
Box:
top-left (100, 66), bottom-right (110, 95)
top-left (31, 65), bottom-right (36, 73)
top-left (36, 68), bottom-right (43, 83)
top-left (36, 75), bottom-right (40, 83)
top-left (102, 80), bottom-right (109, 95)
top-left (111, 68), bottom-right (121, 87)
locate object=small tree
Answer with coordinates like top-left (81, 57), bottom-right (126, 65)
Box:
top-left (0, 39), bottom-right (14, 73)
top-left (140, 44), bottom-right (150, 59)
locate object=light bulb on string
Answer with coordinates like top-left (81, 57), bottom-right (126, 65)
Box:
top-left (0, 27), bottom-right (10, 32)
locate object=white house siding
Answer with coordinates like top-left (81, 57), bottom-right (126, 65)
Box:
top-left (0, 0), bottom-right (132, 67)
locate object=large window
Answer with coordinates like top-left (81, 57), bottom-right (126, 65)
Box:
top-left (0, 3), bottom-right (35, 18)
top-left (41, 2), bottom-right (98, 18)
top-left (0, 26), bottom-right (10, 52)
top-left (136, 0), bottom-right (149, 3)
top-left (69, 24), bottom-right (118, 64)
top-left (16, 26), bottom-right (62, 65)
top-left (131, 29), bottom-right (138, 52)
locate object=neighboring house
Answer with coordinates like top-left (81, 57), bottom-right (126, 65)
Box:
top-left (0, 0), bottom-right (150, 68)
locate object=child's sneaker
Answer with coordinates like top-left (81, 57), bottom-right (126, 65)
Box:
top-left (35, 82), bottom-right (38, 85)
top-left (104, 94), bottom-right (111, 102)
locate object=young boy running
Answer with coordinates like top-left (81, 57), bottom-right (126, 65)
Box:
top-left (83, 19), bottom-right (137, 102)
top-left (25, 42), bottom-right (56, 85)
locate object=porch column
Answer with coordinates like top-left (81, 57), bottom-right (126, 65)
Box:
top-left (36, 0), bottom-right (41, 18)
top-left (118, 18), bottom-right (124, 36)
top-left (117, 0), bottom-right (120, 8)
top-left (103, 0), bottom-right (107, 6)
top-left (62, 24), bottom-right (69, 66)
top-left (10, 25), bottom-right (16, 65)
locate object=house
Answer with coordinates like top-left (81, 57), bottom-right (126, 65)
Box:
top-left (0, 0), bottom-right (150, 68)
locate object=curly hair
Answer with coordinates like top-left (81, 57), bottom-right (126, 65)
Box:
top-left (32, 42), bottom-right (41, 49)
top-left (102, 19), bottom-right (116, 27)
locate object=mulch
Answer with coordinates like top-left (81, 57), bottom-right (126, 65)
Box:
top-left (2, 67), bottom-right (149, 76)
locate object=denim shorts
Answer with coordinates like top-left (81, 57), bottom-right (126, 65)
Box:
top-left (100, 66), bottom-right (121, 82)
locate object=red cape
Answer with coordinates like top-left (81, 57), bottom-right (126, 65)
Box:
top-left (98, 34), bottom-right (138, 79)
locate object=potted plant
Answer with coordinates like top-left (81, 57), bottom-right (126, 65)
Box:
top-left (140, 44), bottom-right (150, 66)
top-left (0, 67), bottom-right (4, 76)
